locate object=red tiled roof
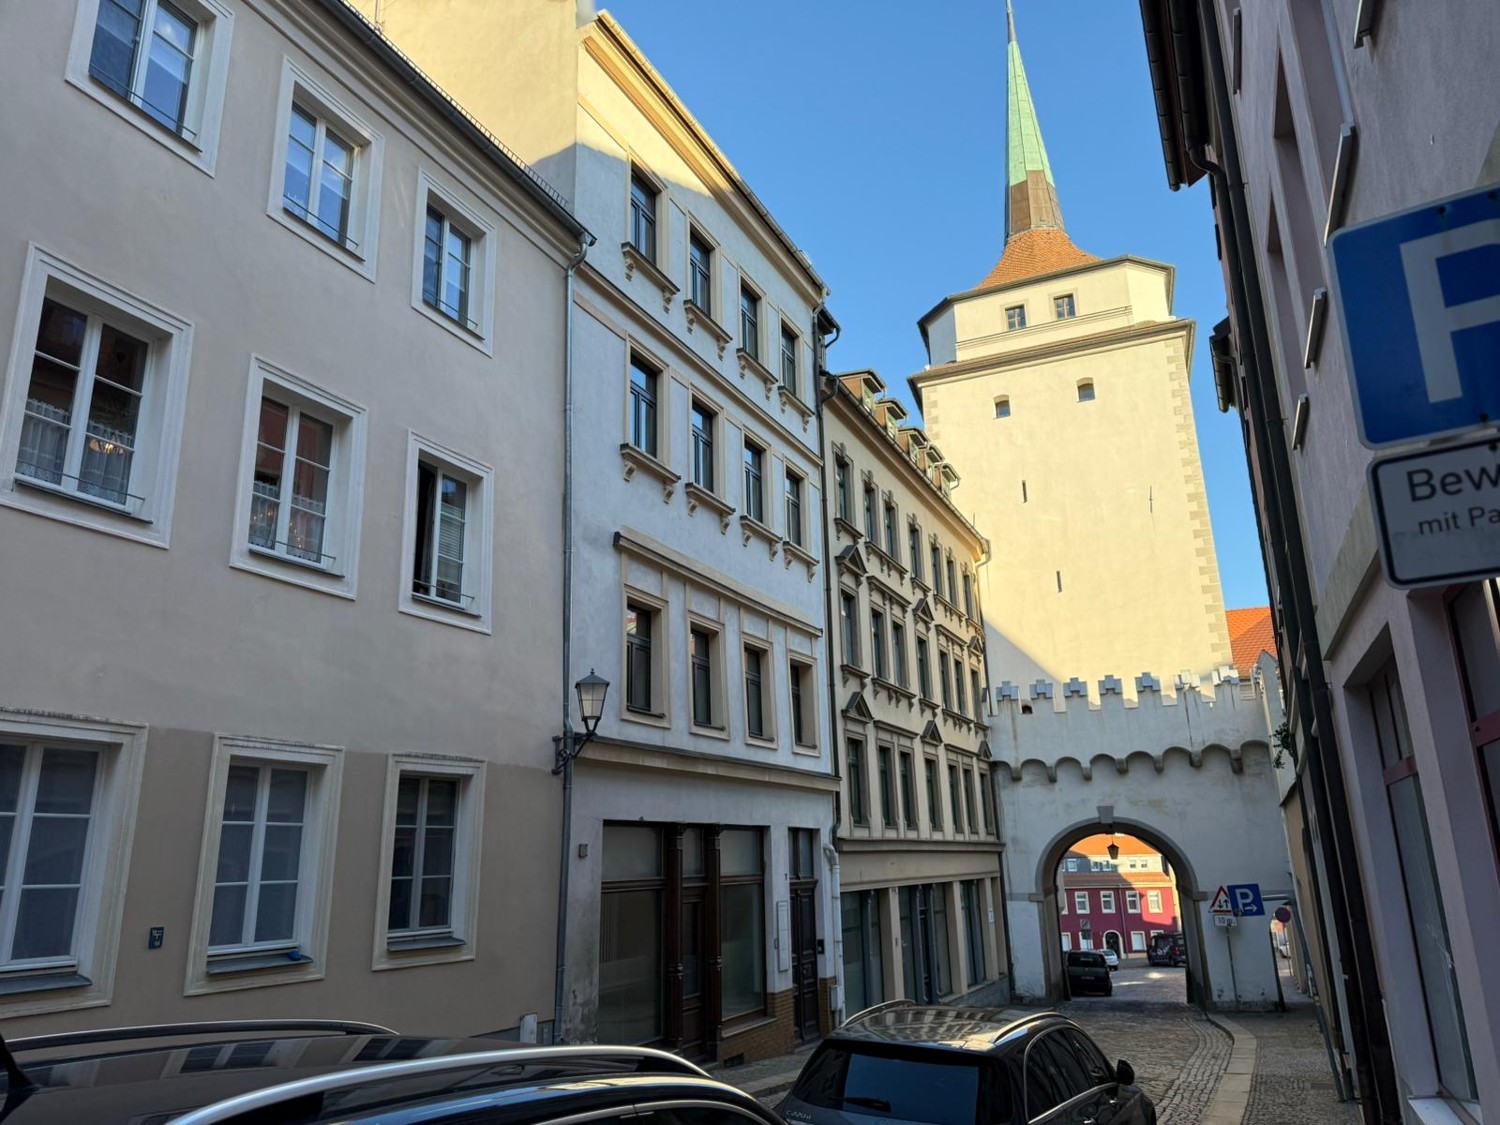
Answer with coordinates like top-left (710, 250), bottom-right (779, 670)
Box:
top-left (978, 228), bottom-right (1099, 290)
top-left (1226, 607), bottom-right (1277, 678)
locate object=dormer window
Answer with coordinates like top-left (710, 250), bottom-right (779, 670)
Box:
top-left (1077, 380), bottom-right (1096, 403)
top-left (1005, 305), bottom-right (1026, 331)
top-left (1055, 294), bottom-right (1077, 319)
top-left (994, 396), bottom-right (1011, 419)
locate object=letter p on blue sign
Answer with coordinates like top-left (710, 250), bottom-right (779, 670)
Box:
top-left (1331, 187), bottom-right (1500, 449)
top-left (1228, 884), bottom-right (1265, 917)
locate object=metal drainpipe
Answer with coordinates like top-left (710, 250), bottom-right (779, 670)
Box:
top-left (1183, 2), bottom-right (1397, 1117)
top-left (814, 310), bottom-right (844, 1025)
top-left (552, 231), bottom-right (594, 1045)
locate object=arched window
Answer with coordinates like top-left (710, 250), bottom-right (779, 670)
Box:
top-left (1077, 380), bottom-right (1095, 403)
top-left (994, 396), bottom-right (1011, 419)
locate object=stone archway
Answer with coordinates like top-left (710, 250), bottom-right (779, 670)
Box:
top-left (1033, 816), bottom-right (1209, 1004)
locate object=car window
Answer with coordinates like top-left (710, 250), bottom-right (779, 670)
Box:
top-left (787, 1042), bottom-right (1010, 1125)
top-left (1025, 1033), bottom-right (1094, 1120)
top-left (1058, 1029), bottom-right (1113, 1089)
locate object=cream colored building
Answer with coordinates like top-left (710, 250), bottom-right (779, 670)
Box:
top-left (0, 0), bottom-right (585, 1035)
top-left (824, 370), bottom-right (1006, 1012)
top-left (910, 8), bottom-right (1232, 694)
top-left (359, 2), bottom-right (841, 1061)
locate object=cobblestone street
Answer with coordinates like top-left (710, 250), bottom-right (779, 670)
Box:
top-left (1058, 966), bottom-right (1229, 1124)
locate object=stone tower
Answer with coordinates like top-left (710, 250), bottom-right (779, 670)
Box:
top-left (912, 2), bottom-right (1232, 693)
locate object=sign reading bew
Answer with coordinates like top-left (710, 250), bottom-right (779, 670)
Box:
top-left (1371, 435), bottom-right (1500, 588)
top-left (1330, 186), bottom-right (1500, 449)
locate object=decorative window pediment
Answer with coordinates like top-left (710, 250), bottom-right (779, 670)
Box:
top-left (843, 692), bottom-right (876, 723)
top-left (920, 720), bottom-right (943, 746)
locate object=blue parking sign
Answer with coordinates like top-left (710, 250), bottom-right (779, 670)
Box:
top-left (1329, 185), bottom-right (1500, 448)
top-left (1227, 883), bottom-right (1265, 917)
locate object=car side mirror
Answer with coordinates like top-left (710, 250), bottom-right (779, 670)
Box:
top-left (1116, 1060), bottom-right (1135, 1086)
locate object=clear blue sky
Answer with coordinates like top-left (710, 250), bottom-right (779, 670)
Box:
top-left (605, 0), bottom-right (1270, 610)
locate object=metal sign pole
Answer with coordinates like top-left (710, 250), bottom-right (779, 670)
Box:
top-left (1225, 915), bottom-right (1239, 1009)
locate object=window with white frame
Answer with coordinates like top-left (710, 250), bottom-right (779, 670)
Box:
top-left (779, 321), bottom-right (798, 394)
top-left (688, 230), bottom-right (713, 314)
top-left (1005, 305), bottom-right (1026, 330)
top-left (1061, 932), bottom-right (1072, 951)
top-left (67, 0), bottom-right (234, 171)
top-left (744, 644), bottom-right (771, 741)
top-left (784, 468), bottom-right (805, 548)
top-left (690, 624), bottom-right (722, 730)
top-left (1065, 858), bottom-right (1078, 872)
top-left (189, 737), bottom-right (340, 992)
top-left (401, 435), bottom-right (492, 630)
top-left (1100, 890), bottom-right (1116, 913)
top-left (0, 711), bottom-right (145, 1015)
top-left (1126, 889), bottom-right (1140, 913)
top-left (232, 359), bottom-right (367, 597)
top-left (1131, 930), bottom-right (1146, 952)
top-left (690, 402), bottom-right (716, 492)
top-left (2, 249), bottom-right (192, 545)
top-left (1074, 891), bottom-right (1089, 913)
top-left (790, 658), bottom-right (815, 748)
top-left (374, 756), bottom-right (483, 967)
top-left (629, 170), bottom-right (658, 263)
top-left (1055, 294), bottom-right (1077, 319)
top-left (739, 284), bottom-right (761, 362)
top-left (743, 439), bottom-right (765, 524)
top-left (1147, 890), bottom-right (1162, 913)
top-left (624, 599), bottom-right (661, 716)
top-left (268, 61), bottom-right (382, 274)
top-left (411, 175), bottom-right (496, 348)
top-left (628, 353), bottom-right (660, 458)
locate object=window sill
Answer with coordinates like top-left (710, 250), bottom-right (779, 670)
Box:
top-left (388, 933), bottom-right (466, 953)
top-left (720, 1010), bottom-right (775, 1038)
top-left (777, 384), bottom-right (813, 430)
top-left (783, 539), bottom-right (818, 579)
top-left (233, 543), bottom-right (356, 600)
top-left (65, 71), bottom-right (217, 177)
top-left (206, 950), bottom-right (313, 976)
top-left (269, 205), bottom-right (374, 282)
top-left (622, 706), bottom-right (670, 730)
top-left (412, 295), bottom-right (493, 356)
top-left (840, 663), bottom-right (871, 687)
top-left (684, 481), bottom-right (734, 532)
top-left (874, 677), bottom-right (917, 704)
top-left (400, 593), bottom-right (491, 635)
top-left (739, 513), bottom-right (780, 557)
top-left (833, 516), bottom-right (864, 543)
top-left (0, 970), bottom-right (91, 997)
top-left (692, 721), bottom-right (731, 742)
top-left (619, 443), bottom-right (680, 499)
top-left (685, 301), bottom-right (731, 358)
top-left (745, 733), bottom-right (777, 749)
top-left (737, 348), bottom-right (777, 398)
top-left (14, 474), bottom-right (151, 523)
top-left (621, 242), bottom-right (679, 312)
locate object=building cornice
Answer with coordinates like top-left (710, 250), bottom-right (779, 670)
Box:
top-left (836, 836), bottom-right (1004, 855)
top-left (582, 739), bottom-right (839, 793)
top-left (917, 254), bottom-right (1178, 335)
top-left (583, 15), bottom-right (826, 302)
top-left (908, 316), bottom-right (1195, 407)
top-left (614, 528), bottom-right (822, 633)
top-left (827, 382), bottom-right (989, 559)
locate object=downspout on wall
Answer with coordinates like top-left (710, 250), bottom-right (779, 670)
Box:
top-left (552, 232), bottom-right (594, 1044)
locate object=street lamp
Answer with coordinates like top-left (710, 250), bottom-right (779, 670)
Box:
top-left (1107, 834), bottom-right (1120, 862)
top-left (552, 670), bottom-right (609, 1044)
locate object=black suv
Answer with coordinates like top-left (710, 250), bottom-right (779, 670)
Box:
top-left (777, 1002), bottom-right (1154, 1125)
top-left (0, 1019), bottom-right (785, 1125)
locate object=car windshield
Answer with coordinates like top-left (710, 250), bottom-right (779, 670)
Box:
top-left (787, 1041), bottom-right (1011, 1125)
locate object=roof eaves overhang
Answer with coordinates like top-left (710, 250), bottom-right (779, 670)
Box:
top-left (308, 0), bottom-right (589, 245)
top-left (591, 12), bottom-right (828, 297)
top-left (1138, 0), bottom-right (1209, 190)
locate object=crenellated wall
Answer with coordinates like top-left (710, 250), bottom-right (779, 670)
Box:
top-left (991, 669), bottom-right (1290, 1011)
top-left (989, 672), bottom-right (1273, 780)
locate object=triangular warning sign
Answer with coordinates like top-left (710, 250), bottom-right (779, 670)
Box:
top-left (1209, 885), bottom-right (1233, 913)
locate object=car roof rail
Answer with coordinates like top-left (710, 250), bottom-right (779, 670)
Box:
top-left (990, 1010), bottom-right (1062, 1044)
top-left (167, 1044), bottom-right (711, 1125)
top-left (840, 999), bottom-right (915, 1027)
top-left (8, 1019), bottom-right (399, 1054)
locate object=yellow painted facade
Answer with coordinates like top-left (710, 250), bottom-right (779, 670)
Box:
top-left (914, 256), bottom-right (1233, 693)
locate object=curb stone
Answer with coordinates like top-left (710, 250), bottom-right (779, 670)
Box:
top-left (1200, 1012), bottom-right (1257, 1125)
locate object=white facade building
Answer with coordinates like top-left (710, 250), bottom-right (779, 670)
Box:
top-left (0, 0), bottom-right (585, 1035)
top-left (362, 3), bottom-right (840, 1060)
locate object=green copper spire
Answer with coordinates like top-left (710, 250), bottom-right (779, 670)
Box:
top-left (1005, 1), bottom-right (1065, 236)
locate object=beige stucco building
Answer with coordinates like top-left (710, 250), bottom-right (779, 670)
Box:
top-left (359, 1), bottom-right (841, 1061)
top-left (823, 370), bottom-right (1006, 1012)
top-left (910, 8), bottom-right (1232, 695)
top-left (0, 0), bottom-right (586, 1035)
